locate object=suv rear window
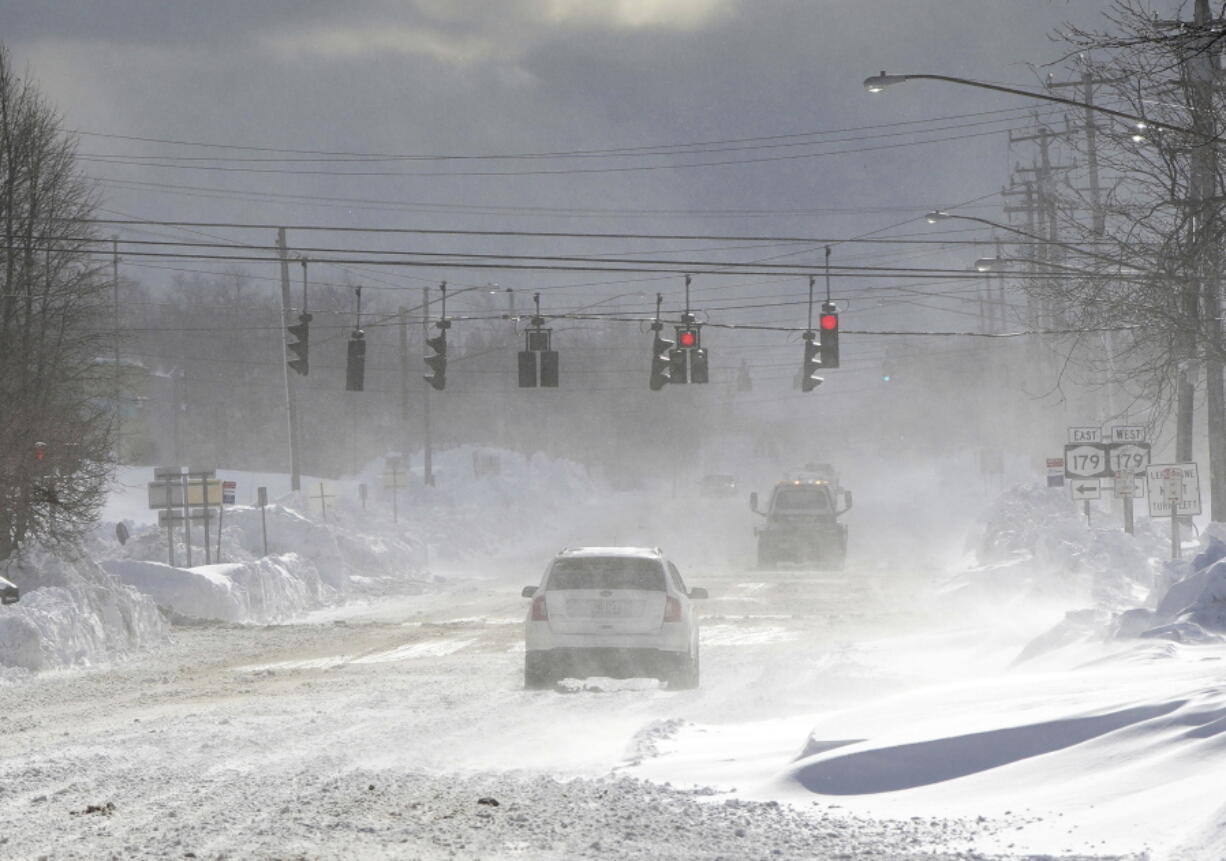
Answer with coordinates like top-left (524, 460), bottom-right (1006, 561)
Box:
top-left (547, 557), bottom-right (666, 591)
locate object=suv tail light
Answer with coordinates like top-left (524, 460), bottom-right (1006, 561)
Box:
top-left (663, 595), bottom-right (682, 623)
top-left (531, 594), bottom-right (549, 621)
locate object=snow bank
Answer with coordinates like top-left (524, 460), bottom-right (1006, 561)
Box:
top-left (101, 554), bottom-right (328, 623)
top-left (0, 546), bottom-right (168, 671)
top-left (943, 483), bottom-right (1159, 613)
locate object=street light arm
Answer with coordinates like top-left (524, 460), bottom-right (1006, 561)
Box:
top-left (929, 211), bottom-right (1148, 272)
top-left (864, 71), bottom-right (1196, 137)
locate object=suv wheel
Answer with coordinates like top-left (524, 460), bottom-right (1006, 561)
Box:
top-left (667, 648), bottom-right (700, 690)
top-left (524, 652), bottom-right (554, 690)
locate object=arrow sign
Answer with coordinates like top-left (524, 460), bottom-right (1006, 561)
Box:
top-left (1071, 479), bottom-right (1100, 500)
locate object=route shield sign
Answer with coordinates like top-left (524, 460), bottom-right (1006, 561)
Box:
top-left (1108, 442), bottom-right (1150, 474)
top-left (1070, 479), bottom-right (1100, 500)
top-left (1145, 463), bottom-right (1202, 517)
top-left (1064, 443), bottom-right (1110, 479)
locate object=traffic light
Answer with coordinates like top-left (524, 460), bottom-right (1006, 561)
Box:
top-left (287, 313), bottom-right (312, 376)
top-left (819, 302), bottom-right (839, 369)
top-left (671, 324), bottom-right (709, 384)
top-left (518, 326), bottom-right (558, 388)
top-left (539, 350), bottom-right (559, 387)
top-left (425, 321), bottom-right (449, 391)
top-left (345, 329), bottom-right (366, 391)
top-left (689, 348), bottom-right (709, 384)
top-left (649, 326), bottom-right (674, 390)
top-left (801, 331), bottom-right (822, 392)
top-left (33, 441), bottom-right (46, 462)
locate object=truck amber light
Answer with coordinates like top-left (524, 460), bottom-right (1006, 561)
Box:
top-left (663, 595), bottom-right (682, 623)
top-left (531, 594), bottom-right (549, 621)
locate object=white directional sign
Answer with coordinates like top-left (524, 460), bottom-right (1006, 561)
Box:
top-left (1070, 478), bottom-right (1101, 500)
top-left (1064, 443), bottom-right (1110, 479)
top-left (1111, 426), bottom-right (1146, 443)
top-left (1113, 471), bottom-right (1145, 499)
top-left (1145, 463), bottom-right (1202, 517)
top-left (1068, 426), bottom-right (1102, 443)
top-left (1108, 442), bottom-right (1150, 474)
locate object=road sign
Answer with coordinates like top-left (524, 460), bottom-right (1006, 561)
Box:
top-left (1145, 463), bottom-right (1202, 517)
top-left (1046, 457), bottom-right (1065, 488)
top-left (1070, 479), bottom-right (1100, 500)
top-left (148, 480), bottom-right (184, 509)
top-left (186, 479), bottom-right (222, 506)
top-left (1068, 426), bottom-right (1101, 443)
top-left (1108, 442), bottom-right (1150, 473)
top-left (222, 480), bottom-right (236, 505)
top-left (1113, 471), bottom-right (1145, 499)
top-left (1111, 426), bottom-right (1146, 443)
top-left (1064, 443), bottom-right (1110, 478)
top-left (158, 508), bottom-right (215, 526)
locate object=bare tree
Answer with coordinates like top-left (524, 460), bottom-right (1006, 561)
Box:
top-left (0, 44), bottom-right (113, 559)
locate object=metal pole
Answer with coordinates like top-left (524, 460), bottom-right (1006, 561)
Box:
top-left (277, 229), bottom-right (303, 492)
top-left (1123, 495), bottom-right (1134, 536)
top-left (166, 518), bottom-right (175, 567)
top-left (1172, 512), bottom-right (1180, 561)
top-left (181, 473), bottom-right (193, 568)
top-left (392, 465), bottom-right (400, 525)
top-left (216, 496), bottom-right (224, 563)
top-left (201, 478), bottom-right (211, 565)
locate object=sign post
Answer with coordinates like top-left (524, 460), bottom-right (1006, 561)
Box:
top-left (149, 466), bottom-right (185, 565)
top-left (1064, 438), bottom-right (1110, 526)
top-left (257, 486), bottom-right (269, 556)
top-left (383, 455), bottom-right (407, 524)
top-left (1146, 463), bottom-right (1202, 560)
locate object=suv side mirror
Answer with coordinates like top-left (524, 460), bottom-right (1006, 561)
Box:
top-left (521, 585), bottom-right (538, 598)
top-left (688, 587), bottom-right (709, 600)
top-left (749, 491), bottom-right (759, 512)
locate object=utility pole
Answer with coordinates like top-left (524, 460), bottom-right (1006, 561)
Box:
top-left (1047, 68), bottom-right (1109, 237)
top-left (277, 229), bottom-right (302, 492)
top-left (1186, 0), bottom-right (1226, 519)
top-left (112, 236), bottom-right (122, 463)
top-left (421, 285), bottom-right (434, 487)
top-left (399, 306), bottom-right (410, 423)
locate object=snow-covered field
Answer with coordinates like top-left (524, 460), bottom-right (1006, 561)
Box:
top-left (2, 452), bottom-right (1226, 859)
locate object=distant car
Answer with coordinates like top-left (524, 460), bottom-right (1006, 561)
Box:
top-left (0, 575), bottom-right (18, 605)
top-left (521, 547), bottom-right (707, 690)
top-left (699, 473), bottom-right (738, 497)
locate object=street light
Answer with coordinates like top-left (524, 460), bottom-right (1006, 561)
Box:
top-left (863, 70), bottom-right (1191, 138)
top-left (972, 256), bottom-right (1134, 278)
top-left (925, 210), bottom-right (1146, 272)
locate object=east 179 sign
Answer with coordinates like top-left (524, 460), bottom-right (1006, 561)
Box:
top-left (1064, 443), bottom-right (1109, 478)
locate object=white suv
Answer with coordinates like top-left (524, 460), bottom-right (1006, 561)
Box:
top-left (521, 547), bottom-right (707, 690)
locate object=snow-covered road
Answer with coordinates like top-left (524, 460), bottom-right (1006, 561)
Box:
top-left (0, 552), bottom-right (1145, 860)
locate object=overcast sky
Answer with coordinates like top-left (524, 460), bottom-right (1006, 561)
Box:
top-left (0, 1), bottom-right (1142, 327)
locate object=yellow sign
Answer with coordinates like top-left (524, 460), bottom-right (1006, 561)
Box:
top-left (186, 479), bottom-right (222, 506)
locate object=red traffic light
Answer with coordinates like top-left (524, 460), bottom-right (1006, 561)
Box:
top-left (678, 329), bottom-right (698, 348)
top-left (820, 313), bottom-right (838, 331)
top-left (33, 442), bottom-right (46, 461)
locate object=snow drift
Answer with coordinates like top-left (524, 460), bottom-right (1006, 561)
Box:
top-left (0, 545), bottom-right (168, 672)
top-left (101, 553), bottom-right (328, 624)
